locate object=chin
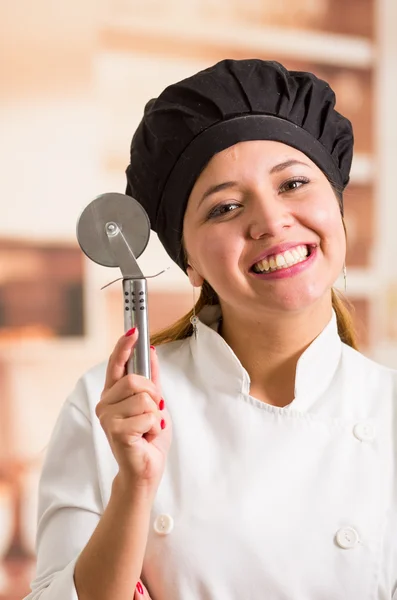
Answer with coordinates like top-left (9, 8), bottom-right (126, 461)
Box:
top-left (269, 286), bottom-right (331, 314)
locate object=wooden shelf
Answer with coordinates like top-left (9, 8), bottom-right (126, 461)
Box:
top-left (350, 154), bottom-right (374, 185)
top-left (101, 16), bottom-right (374, 68)
top-left (340, 268), bottom-right (383, 296)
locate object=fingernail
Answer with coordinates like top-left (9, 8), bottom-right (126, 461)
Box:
top-left (159, 399), bottom-right (165, 411)
top-left (150, 345), bottom-right (156, 350)
top-left (160, 419), bottom-right (166, 430)
top-left (136, 581), bottom-right (144, 594)
top-left (125, 328), bottom-right (136, 337)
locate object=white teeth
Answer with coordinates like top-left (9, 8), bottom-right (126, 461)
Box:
top-left (253, 245), bottom-right (311, 273)
top-left (299, 245), bottom-right (308, 258)
top-left (276, 254), bottom-right (286, 267)
top-left (284, 250), bottom-right (294, 265)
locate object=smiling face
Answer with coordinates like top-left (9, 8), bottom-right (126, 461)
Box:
top-left (183, 140), bottom-right (346, 319)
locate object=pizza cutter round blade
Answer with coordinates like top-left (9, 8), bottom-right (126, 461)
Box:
top-left (76, 192), bottom-right (150, 270)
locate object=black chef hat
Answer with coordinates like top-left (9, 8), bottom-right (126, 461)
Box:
top-left (125, 59), bottom-right (354, 271)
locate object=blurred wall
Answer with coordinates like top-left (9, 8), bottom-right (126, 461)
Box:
top-left (1, 0), bottom-right (397, 597)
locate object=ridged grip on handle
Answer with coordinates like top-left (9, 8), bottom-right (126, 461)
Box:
top-left (123, 279), bottom-right (151, 379)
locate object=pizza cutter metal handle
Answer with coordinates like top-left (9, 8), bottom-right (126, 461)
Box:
top-left (105, 220), bottom-right (150, 378)
top-left (123, 278), bottom-right (150, 377)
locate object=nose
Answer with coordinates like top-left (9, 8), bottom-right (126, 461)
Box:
top-left (248, 191), bottom-right (294, 239)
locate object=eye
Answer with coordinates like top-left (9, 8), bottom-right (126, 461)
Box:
top-left (279, 176), bottom-right (310, 193)
top-left (207, 202), bottom-right (242, 220)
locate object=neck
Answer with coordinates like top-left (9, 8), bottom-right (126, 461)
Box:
top-left (218, 298), bottom-right (333, 408)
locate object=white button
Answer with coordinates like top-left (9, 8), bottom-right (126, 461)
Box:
top-left (353, 422), bottom-right (374, 442)
top-left (153, 514), bottom-right (174, 535)
top-left (335, 527), bottom-right (360, 549)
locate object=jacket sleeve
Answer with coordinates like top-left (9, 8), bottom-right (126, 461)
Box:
top-left (23, 379), bottom-right (104, 599)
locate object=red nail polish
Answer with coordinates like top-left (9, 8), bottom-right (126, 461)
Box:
top-left (159, 399), bottom-right (165, 411)
top-left (136, 581), bottom-right (144, 594)
top-left (150, 345), bottom-right (156, 350)
top-left (125, 328), bottom-right (136, 337)
top-left (160, 419), bottom-right (166, 430)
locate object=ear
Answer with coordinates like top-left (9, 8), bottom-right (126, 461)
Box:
top-left (186, 264), bottom-right (204, 288)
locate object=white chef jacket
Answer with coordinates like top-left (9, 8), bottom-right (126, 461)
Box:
top-left (25, 306), bottom-right (397, 600)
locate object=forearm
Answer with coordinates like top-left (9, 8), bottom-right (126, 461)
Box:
top-left (74, 474), bottom-right (153, 600)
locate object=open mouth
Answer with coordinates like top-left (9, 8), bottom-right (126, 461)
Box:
top-left (251, 244), bottom-right (315, 274)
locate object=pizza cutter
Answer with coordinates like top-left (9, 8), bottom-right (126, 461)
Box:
top-left (76, 192), bottom-right (153, 378)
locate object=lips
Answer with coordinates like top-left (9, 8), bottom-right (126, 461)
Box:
top-left (250, 245), bottom-right (318, 280)
top-left (249, 242), bottom-right (317, 271)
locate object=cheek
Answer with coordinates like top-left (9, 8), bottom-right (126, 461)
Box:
top-left (192, 229), bottom-right (242, 274)
top-left (304, 201), bottom-right (344, 243)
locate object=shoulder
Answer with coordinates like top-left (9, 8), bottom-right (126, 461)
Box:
top-left (154, 338), bottom-right (199, 409)
top-left (59, 361), bottom-right (107, 424)
top-left (155, 337), bottom-right (192, 373)
top-left (341, 342), bottom-right (396, 375)
top-left (340, 342), bottom-right (397, 396)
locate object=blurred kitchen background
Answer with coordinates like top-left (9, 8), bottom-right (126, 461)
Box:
top-left (1, 0), bottom-right (397, 597)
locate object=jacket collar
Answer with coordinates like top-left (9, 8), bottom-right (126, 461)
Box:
top-left (190, 305), bottom-right (342, 412)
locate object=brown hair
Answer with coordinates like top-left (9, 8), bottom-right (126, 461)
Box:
top-left (150, 280), bottom-right (358, 350)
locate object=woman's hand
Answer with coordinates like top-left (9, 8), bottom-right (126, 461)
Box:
top-left (96, 328), bottom-right (172, 495)
top-left (134, 580), bottom-right (152, 598)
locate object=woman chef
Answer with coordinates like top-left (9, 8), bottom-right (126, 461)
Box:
top-left (25, 59), bottom-right (397, 600)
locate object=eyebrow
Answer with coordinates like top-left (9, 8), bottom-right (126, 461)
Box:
top-left (199, 181), bottom-right (238, 206)
top-left (269, 159), bottom-right (311, 174)
top-left (198, 159), bottom-right (311, 207)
